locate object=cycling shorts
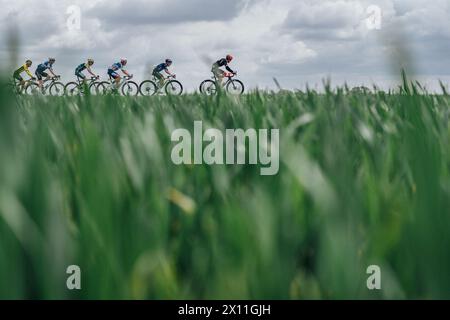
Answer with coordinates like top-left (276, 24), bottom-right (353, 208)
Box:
top-left (108, 69), bottom-right (119, 79)
top-left (35, 70), bottom-right (48, 80)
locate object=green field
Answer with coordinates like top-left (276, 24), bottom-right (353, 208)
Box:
top-left (1, 75), bottom-right (450, 299)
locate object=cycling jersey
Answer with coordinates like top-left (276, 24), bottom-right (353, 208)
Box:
top-left (13, 64), bottom-right (33, 78)
top-left (153, 63), bottom-right (168, 73)
top-left (36, 61), bottom-right (53, 73)
top-left (75, 63), bottom-right (88, 79)
top-left (109, 62), bottom-right (124, 71)
top-left (214, 58), bottom-right (234, 73)
top-left (76, 63), bottom-right (87, 72)
top-left (108, 62), bottom-right (124, 79)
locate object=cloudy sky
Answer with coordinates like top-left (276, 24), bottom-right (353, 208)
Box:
top-left (1, 0), bottom-right (450, 91)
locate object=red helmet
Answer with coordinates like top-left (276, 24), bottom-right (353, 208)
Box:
top-left (226, 54), bottom-right (233, 62)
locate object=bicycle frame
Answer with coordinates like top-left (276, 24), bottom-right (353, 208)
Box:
top-left (12, 78), bottom-right (33, 93)
top-left (152, 74), bottom-right (175, 85)
top-left (77, 75), bottom-right (99, 87)
top-left (211, 72), bottom-right (236, 85)
top-left (37, 76), bottom-right (60, 93)
top-left (108, 75), bottom-right (132, 88)
top-left (64, 75), bottom-right (100, 95)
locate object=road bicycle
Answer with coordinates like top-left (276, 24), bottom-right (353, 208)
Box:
top-left (64, 75), bottom-right (101, 96)
top-left (199, 72), bottom-right (244, 95)
top-left (9, 77), bottom-right (35, 95)
top-left (97, 75), bottom-right (139, 96)
top-left (139, 74), bottom-right (183, 96)
top-left (26, 76), bottom-right (65, 96)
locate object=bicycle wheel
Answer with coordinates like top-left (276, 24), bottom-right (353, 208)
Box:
top-left (96, 81), bottom-right (111, 95)
top-left (64, 82), bottom-right (80, 96)
top-left (26, 83), bottom-right (40, 95)
top-left (9, 80), bottom-right (21, 94)
top-left (49, 82), bottom-right (65, 96)
top-left (121, 81), bottom-right (139, 96)
top-left (165, 80), bottom-right (183, 96)
top-left (226, 79), bottom-right (244, 95)
top-left (14, 84), bottom-right (24, 95)
top-left (139, 80), bottom-right (158, 96)
top-left (89, 82), bottom-right (100, 95)
top-left (200, 80), bottom-right (218, 95)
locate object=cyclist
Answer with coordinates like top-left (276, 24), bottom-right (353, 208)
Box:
top-left (107, 58), bottom-right (132, 89)
top-left (153, 59), bottom-right (176, 89)
top-left (212, 54), bottom-right (235, 85)
top-left (13, 60), bottom-right (35, 92)
top-left (75, 58), bottom-right (98, 81)
top-left (35, 58), bottom-right (58, 90)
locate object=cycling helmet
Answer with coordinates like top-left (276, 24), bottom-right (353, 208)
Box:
top-left (87, 58), bottom-right (94, 65)
top-left (49, 57), bottom-right (56, 63)
top-left (120, 58), bottom-right (127, 65)
top-left (226, 54), bottom-right (233, 62)
top-left (25, 60), bottom-right (32, 65)
top-left (165, 58), bottom-right (173, 64)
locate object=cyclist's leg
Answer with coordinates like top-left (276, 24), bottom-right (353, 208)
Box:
top-left (76, 71), bottom-right (87, 91)
top-left (42, 72), bottom-right (50, 90)
top-left (36, 70), bottom-right (46, 89)
top-left (13, 73), bottom-right (24, 91)
top-left (115, 74), bottom-right (121, 88)
top-left (13, 72), bottom-right (22, 82)
top-left (108, 69), bottom-right (120, 89)
top-left (76, 69), bottom-right (86, 83)
top-left (212, 65), bottom-right (224, 86)
top-left (111, 71), bottom-right (122, 89)
top-left (153, 71), bottom-right (164, 88)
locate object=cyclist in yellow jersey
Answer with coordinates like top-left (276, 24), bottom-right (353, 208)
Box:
top-left (13, 60), bottom-right (35, 91)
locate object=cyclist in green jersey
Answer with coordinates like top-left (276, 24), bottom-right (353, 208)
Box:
top-left (75, 58), bottom-right (98, 81)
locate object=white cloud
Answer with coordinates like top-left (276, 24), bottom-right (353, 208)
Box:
top-left (285, 1), bottom-right (365, 29)
top-left (259, 37), bottom-right (317, 64)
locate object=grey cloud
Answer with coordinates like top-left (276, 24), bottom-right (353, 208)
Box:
top-left (281, 1), bottom-right (366, 41)
top-left (1, 9), bottom-right (61, 48)
top-left (87, 0), bottom-right (247, 26)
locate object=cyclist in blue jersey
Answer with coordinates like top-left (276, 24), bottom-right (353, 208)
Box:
top-left (35, 58), bottom-right (58, 89)
top-left (107, 58), bottom-right (132, 89)
top-left (75, 58), bottom-right (98, 81)
top-left (153, 59), bottom-right (176, 89)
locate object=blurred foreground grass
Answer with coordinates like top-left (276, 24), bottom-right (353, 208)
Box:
top-left (1, 76), bottom-right (450, 299)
